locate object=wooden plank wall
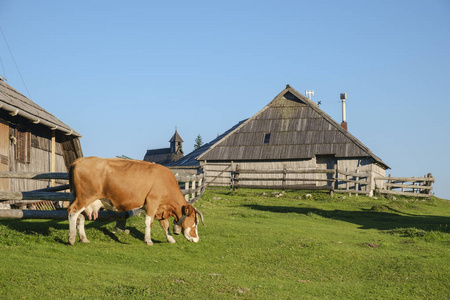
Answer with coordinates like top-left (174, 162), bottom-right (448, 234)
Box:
top-left (0, 119), bottom-right (9, 192)
top-left (8, 126), bottom-right (67, 192)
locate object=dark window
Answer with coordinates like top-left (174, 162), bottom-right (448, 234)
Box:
top-left (264, 133), bottom-right (271, 144)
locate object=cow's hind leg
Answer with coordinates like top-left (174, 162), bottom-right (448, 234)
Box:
top-left (68, 208), bottom-right (85, 245)
top-left (144, 215), bottom-right (154, 246)
top-left (160, 219), bottom-right (176, 244)
top-left (77, 214), bottom-right (90, 243)
top-left (144, 196), bottom-right (160, 246)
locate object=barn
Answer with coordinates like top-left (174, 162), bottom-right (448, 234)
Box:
top-left (0, 78), bottom-right (83, 192)
top-left (171, 85), bottom-right (389, 195)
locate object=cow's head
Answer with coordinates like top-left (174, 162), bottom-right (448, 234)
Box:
top-left (173, 204), bottom-right (205, 243)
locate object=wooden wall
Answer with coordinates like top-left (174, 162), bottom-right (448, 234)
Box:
top-left (0, 119), bottom-right (9, 191)
top-left (0, 114), bottom-right (82, 192)
top-left (336, 158), bottom-right (386, 192)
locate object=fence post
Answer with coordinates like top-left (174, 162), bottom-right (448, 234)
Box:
top-left (346, 168), bottom-right (350, 196)
top-left (368, 173), bottom-right (373, 197)
top-left (426, 173), bottom-right (433, 200)
top-left (387, 174), bottom-right (391, 193)
top-left (282, 165), bottom-right (287, 191)
top-left (191, 178), bottom-right (196, 200)
top-left (185, 181), bottom-right (190, 201)
top-left (234, 164), bottom-right (239, 191)
top-left (197, 177), bottom-right (203, 198)
top-left (330, 164), bottom-right (337, 197)
top-left (355, 168), bottom-right (359, 197)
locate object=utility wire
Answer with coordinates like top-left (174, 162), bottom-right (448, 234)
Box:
top-left (0, 56), bottom-right (6, 79)
top-left (0, 25), bottom-right (32, 99)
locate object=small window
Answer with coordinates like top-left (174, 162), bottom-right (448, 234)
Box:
top-left (264, 133), bottom-right (271, 144)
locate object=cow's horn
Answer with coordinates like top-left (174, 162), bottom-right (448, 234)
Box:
top-left (194, 208), bottom-right (205, 227)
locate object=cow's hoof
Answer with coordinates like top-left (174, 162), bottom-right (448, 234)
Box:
top-left (80, 238), bottom-right (90, 244)
top-left (68, 238), bottom-right (76, 245)
top-left (167, 236), bottom-right (176, 244)
top-left (146, 240), bottom-right (154, 246)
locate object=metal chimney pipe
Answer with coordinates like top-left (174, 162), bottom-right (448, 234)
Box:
top-left (340, 93), bottom-right (348, 130)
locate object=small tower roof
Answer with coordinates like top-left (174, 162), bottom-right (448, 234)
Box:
top-left (169, 130), bottom-right (184, 143)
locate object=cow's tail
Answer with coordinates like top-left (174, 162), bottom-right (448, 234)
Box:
top-left (68, 162), bottom-right (77, 205)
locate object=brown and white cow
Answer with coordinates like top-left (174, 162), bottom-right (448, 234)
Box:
top-left (67, 157), bottom-right (204, 245)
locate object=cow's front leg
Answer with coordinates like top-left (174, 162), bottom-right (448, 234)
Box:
top-left (144, 215), bottom-right (154, 246)
top-left (160, 219), bottom-right (176, 244)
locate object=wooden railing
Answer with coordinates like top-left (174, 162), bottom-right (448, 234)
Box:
top-left (172, 173), bottom-right (205, 203)
top-left (334, 169), bottom-right (372, 195)
top-left (375, 173), bottom-right (434, 199)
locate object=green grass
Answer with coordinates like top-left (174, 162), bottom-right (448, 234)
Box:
top-left (0, 189), bottom-right (449, 299)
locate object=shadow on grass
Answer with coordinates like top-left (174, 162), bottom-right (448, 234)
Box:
top-left (243, 204), bottom-right (450, 233)
top-left (0, 218), bottom-right (153, 245)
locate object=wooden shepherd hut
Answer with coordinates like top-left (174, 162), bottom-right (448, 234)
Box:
top-left (0, 78), bottom-right (83, 192)
top-left (172, 85), bottom-right (389, 195)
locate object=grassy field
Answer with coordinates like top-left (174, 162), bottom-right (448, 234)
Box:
top-left (0, 189), bottom-right (449, 299)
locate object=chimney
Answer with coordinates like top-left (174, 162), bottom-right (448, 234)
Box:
top-left (340, 93), bottom-right (348, 130)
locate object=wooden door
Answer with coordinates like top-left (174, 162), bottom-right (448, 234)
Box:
top-left (316, 155), bottom-right (336, 187)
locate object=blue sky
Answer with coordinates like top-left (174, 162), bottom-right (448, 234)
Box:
top-left (1, 0), bottom-right (449, 199)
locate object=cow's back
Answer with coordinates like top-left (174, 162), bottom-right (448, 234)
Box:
top-left (70, 157), bottom-right (182, 212)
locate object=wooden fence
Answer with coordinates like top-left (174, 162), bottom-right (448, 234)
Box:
top-left (207, 164), bottom-right (437, 199)
top-left (232, 167), bottom-right (335, 193)
top-left (227, 166), bottom-right (374, 196)
top-left (335, 169), bottom-right (372, 196)
top-left (375, 173), bottom-right (434, 199)
top-left (0, 171), bottom-right (205, 219)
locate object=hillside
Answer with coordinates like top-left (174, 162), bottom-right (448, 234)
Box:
top-left (0, 190), bottom-right (449, 299)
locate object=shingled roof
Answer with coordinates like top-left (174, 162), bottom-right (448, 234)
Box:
top-left (197, 85), bottom-right (389, 169)
top-left (0, 78), bottom-right (81, 137)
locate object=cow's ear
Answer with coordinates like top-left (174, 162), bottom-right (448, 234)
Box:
top-left (182, 205), bottom-right (189, 216)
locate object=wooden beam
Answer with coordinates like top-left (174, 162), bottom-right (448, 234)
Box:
top-left (379, 189), bottom-right (430, 198)
top-left (334, 190), bottom-right (371, 195)
top-left (31, 184), bottom-right (70, 192)
top-left (237, 169), bottom-right (335, 174)
top-left (0, 172), bottom-right (69, 180)
top-left (51, 131), bottom-right (56, 187)
top-left (375, 176), bottom-right (435, 182)
top-left (0, 191), bottom-right (73, 201)
top-left (337, 170), bottom-right (371, 177)
top-left (385, 183), bottom-right (433, 190)
top-left (0, 209), bottom-right (143, 220)
top-left (233, 184), bottom-right (333, 191)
